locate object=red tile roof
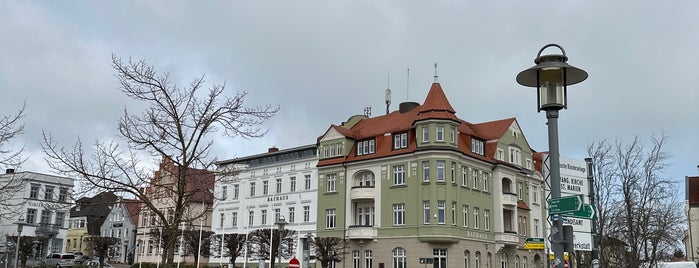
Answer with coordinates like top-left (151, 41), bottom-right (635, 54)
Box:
top-left (517, 200), bottom-right (531, 211)
top-left (317, 82), bottom-right (523, 167)
top-left (123, 199), bottom-right (142, 227)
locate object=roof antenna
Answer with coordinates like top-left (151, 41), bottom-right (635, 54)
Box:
top-left (406, 68), bottom-right (410, 101)
top-left (364, 106), bottom-right (372, 117)
top-left (385, 73), bottom-right (392, 115)
top-left (434, 62), bottom-right (439, 83)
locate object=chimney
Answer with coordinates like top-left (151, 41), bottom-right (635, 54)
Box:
top-left (399, 102), bottom-right (420, 113)
top-left (268, 147), bottom-right (279, 153)
top-left (5, 169), bottom-right (14, 174)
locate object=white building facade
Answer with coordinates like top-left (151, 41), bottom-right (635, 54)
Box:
top-left (0, 169), bottom-right (75, 259)
top-left (212, 145), bottom-right (318, 268)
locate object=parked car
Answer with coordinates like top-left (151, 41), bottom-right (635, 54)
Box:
top-left (72, 252), bottom-right (88, 264)
top-left (44, 253), bottom-right (77, 268)
top-left (85, 260), bottom-right (113, 268)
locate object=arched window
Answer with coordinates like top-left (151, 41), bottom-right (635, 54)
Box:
top-left (393, 248), bottom-right (406, 268)
top-left (500, 253), bottom-right (507, 268)
top-left (475, 251), bottom-right (481, 268)
top-left (515, 255), bottom-right (520, 268)
top-left (354, 171), bottom-right (375, 187)
top-left (464, 250), bottom-right (470, 268)
top-left (502, 178), bottom-right (513, 194)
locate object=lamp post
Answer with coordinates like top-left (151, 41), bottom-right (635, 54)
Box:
top-left (274, 216), bottom-right (287, 268)
top-left (517, 44), bottom-right (588, 268)
top-left (14, 217), bottom-right (24, 268)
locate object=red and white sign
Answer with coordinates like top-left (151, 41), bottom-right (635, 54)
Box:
top-left (289, 257), bottom-right (300, 268)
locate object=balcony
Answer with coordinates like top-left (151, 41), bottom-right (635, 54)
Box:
top-left (501, 192), bottom-right (518, 207)
top-left (495, 231), bottom-right (519, 246)
top-left (349, 186), bottom-right (375, 200)
top-left (35, 223), bottom-right (60, 238)
top-left (347, 225), bottom-right (377, 240)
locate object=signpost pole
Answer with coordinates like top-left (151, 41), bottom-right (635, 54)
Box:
top-left (585, 158), bottom-right (599, 268)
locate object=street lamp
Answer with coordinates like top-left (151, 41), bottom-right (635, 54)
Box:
top-left (14, 217), bottom-right (24, 268)
top-left (517, 44), bottom-right (588, 268)
top-left (274, 216), bottom-right (287, 268)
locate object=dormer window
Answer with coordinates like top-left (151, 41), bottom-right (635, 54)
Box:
top-left (509, 146), bottom-right (522, 166)
top-left (323, 142), bottom-right (343, 158)
top-left (422, 127), bottom-right (429, 142)
top-left (357, 139), bottom-right (375, 156)
top-left (470, 138), bottom-right (484, 155)
top-left (393, 132), bottom-right (408, 149)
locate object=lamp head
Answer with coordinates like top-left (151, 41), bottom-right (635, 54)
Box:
top-left (516, 44), bottom-right (588, 112)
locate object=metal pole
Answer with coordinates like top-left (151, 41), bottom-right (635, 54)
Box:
top-left (197, 201), bottom-right (205, 268)
top-left (585, 158), bottom-right (599, 267)
top-left (14, 235), bottom-right (20, 268)
top-left (546, 109), bottom-right (565, 268)
top-left (220, 234), bottom-right (225, 268)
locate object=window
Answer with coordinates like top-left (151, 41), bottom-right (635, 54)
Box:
top-left (465, 251), bottom-right (471, 268)
top-left (263, 180), bottom-right (269, 195)
top-left (289, 207), bottom-right (295, 223)
top-left (393, 165), bottom-right (405, 185)
top-left (534, 219), bottom-right (540, 237)
top-left (323, 142), bottom-right (343, 158)
top-left (231, 212), bottom-right (238, 227)
top-left (515, 256), bottom-right (520, 268)
top-left (250, 182), bottom-right (256, 197)
top-left (221, 186), bottom-right (228, 200)
top-left (26, 208), bottom-right (37, 224)
top-left (43, 186), bottom-right (54, 200)
top-left (326, 174), bottom-right (336, 192)
top-left (353, 251), bottom-right (361, 268)
top-left (474, 207), bottom-right (480, 229)
top-left (393, 204), bottom-right (405, 226)
top-left (518, 216), bottom-right (528, 236)
top-left (462, 167), bottom-right (468, 186)
top-left (437, 161), bottom-right (445, 182)
top-left (326, 209), bottom-right (336, 229)
top-left (357, 172), bottom-right (374, 187)
top-left (437, 201), bottom-right (446, 224)
top-left (422, 126), bottom-right (430, 142)
top-left (290, 164), bottom-right (296, 171)
top-left (423, 201), bottom-right (430, 224)
top-left (436, 126), bottom-right (444, 141)
top-left (509, 147), bottom-right (522, 166)
top-left (59, 187), bottom-right (68, 202)
top-left (261, 210), bottom-right (268, 225)
top-left (451, 162), bottom-right (456, 183)
top-left (393, 248), bottom-right (406, 268)
top-left (355, 205), bottom-right (373, 226)
top-left (434, 248), bottom-right (447, 268)
top-left (483, 173), bottom-right (489, 192)
top-left (303, 206), bottom-right (310, 222)
top-left (55, 212), bottom-right (65, 227)
top-left (472, 170), bottom-right (479, 189)
top-left (290, 177), bottom-right (297, 192)
top-left (233, 184), bottom-right (240, 199)
top-left (517, 182), bottom-right (525, 200)
top-left (276, 178), bottom-right (282, 193)
top-left (274, 208), bottom-right (281, 222)
top-left (451, 126), bottom-right (456, 143)
top-left (357, 139), bottom-right (376, 156)
top-left (476, 252), bottom-right (481, 268)
top-left (500, 253), bottom-right (507, 268)
top-left (423, 161), bottom-right (430, 182)
top-left (484, 210), bottom-right (490, 230)
top-left (451, 202), bottom-right (456, 225)
top-left (219, 213), bottom-right (225, 228)
top-left (30, 184), bottom-right (39, 199)
top-left (463, 206), bottom-right (469, 227)
top-left (526, 159), bottom-right (533, 170)
top-left (471, 138), bottom-right (484, 155)
top-left (393, 133), bottom-right (408, 149)
top-left (496, 149), bottom-right (504, 161)
top-left (305, 175), bottom-right (312, 190)
top-left (364, 250), bottom-right (373, 268)
top-left (40, 210), bottom-right (51, 224)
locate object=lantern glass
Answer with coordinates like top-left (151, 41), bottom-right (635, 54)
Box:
top-left (538, 67), bottom-right (566, 110)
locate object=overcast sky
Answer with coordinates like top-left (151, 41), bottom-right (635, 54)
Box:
top-left (1, 1), bottom-right (697, 196)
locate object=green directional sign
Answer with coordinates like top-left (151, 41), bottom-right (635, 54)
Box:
top-left (562, 204), bottom-right (595, 219)
top-left (548, 194), bottom-right (584, 214)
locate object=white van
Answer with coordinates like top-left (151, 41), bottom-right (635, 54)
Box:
top-left (44, 253), bottom-right (77, 268)
top-left (656, 262), bottom-right (696, 268)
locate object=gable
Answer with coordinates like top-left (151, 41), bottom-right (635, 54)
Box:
top-left (320, 127), bottom-right (347, 142)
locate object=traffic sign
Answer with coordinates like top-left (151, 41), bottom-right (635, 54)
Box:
top-left (289, 257), bottom-right (300, 268)
top-left (562, 204), bottom-right (595, 219)
top-left (524, 237), bottom-right (545, 250)
top-left (548, 195), bottom-right (584, 214)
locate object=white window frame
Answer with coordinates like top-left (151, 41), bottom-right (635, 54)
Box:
top-left (423, 161), bottom-right (430, 182)
top-left (393, 203), bottom-right (405, 226)
top-left (326, 209), bottom-right (336, 229)
top-left (436, 125), bottom-right (444, 141)
top-left (423, 201), bottom-right (430, 224)
top-left (437, 161), bottom-right (445, 182)
top-left (422, 127), bottom-right (429, 142)
top-left (393, 165), bottom-right (405, 185)
top-left (437, 200), bottom-right (445, 224)
top-left (326, 174), bottom-right (337, 192)
top-left (463, 205), bottom-right (469, 227)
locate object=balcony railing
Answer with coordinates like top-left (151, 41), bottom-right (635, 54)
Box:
top-left (349, 186), bottom-right (375, 200)
top-left (347, 225), bottom-right (377, 240)
top-left (36, 223), bottom-right (60, 238)
top-left (501, 192), bottom-right (518, 207)
top-left (495, 231), bottom-right (519, 246)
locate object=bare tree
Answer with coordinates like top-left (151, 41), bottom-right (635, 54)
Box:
top-left (42, 56), bottom-right (278, 266)
top-left (220, 233), bottom-right (246, 266)
top-left (0, 103), bottom-right (28, 219)
top-left (310, 237), bottom-right (348, 268)
top-left (84, 237), bottom-right (120, 268)
top-left (249, 228), bottom-right (296, 268)
top-left (182, 228), bottom-right (213, 265)
top-left (588, 134), bottom-right (684, 268)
